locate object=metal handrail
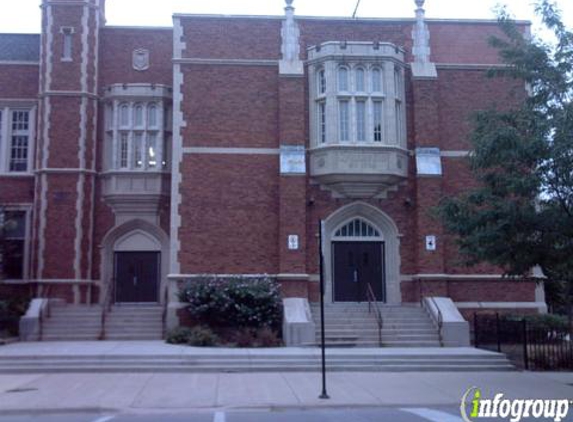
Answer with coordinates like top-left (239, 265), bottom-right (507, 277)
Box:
top-left (98, 280), bottom-right (114, 341)
top-left (366, 283), bottom-right (384, 347)
top-left (161, 285), bottom-right (168, 339)
top-left (430, 297), bottom-right (444, 347)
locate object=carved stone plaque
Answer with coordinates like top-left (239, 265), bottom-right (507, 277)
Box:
top-left (132, 49), bottom-right (150, 71)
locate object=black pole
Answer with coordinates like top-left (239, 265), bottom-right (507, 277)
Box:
top-left (522, 318), bottom-right (529, 370)
top-left (496, 312), bottom-right (501, 353)
top-left (318, 219), bottom-right (329, 399)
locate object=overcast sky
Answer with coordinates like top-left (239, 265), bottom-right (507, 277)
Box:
top-left (0, 0), bottom-right (571, 38)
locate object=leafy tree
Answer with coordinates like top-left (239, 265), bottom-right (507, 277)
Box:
top-left (437, 1), bottom-right (573, 323)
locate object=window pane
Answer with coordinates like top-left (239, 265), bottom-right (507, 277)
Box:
top-left (338, 67), bottom-right (348, 91)
top-left (62, 32), bottom-right (72, 60)
top-left (356, 68), bottom-right (365, 92)
top-left (9, 136), bottom-right (28, 172)
top-left (356, 101), bottom-right (366, 141)
top-left (318, 69), bottom-right (326, 95)
top-left (147, 133), bottom-right (157, 168)
top-left (2, 211), bottom-right (26, 280)
top-left (120, 104), bottom-right (129, 127)
top-left (4, 239), bottom-right (24, 279)
top-left (4, 211), bottom-right (25, 238)
top-left (373, 101), bottom-right (383, 142)
top-left (134, 105), bottom-right (143, 127)
top-left (12, 111), bottom-right (29, 132)
top-left (394, 68), bottom-right (403, 99)
top-left (133, 133), bottom-right (143, 168)
top-left (318, 102), bottom-right (326, 143)
top-left (119, 133), bottom-right (129, 168)
top-left (396, 101), bottom-right (403, 143)
top-left (372, 68), bottom-right (382, 92)
top-left (148, 104), bottom-right (157, 128)
top-left (339, 101), bottom-right (349, 142)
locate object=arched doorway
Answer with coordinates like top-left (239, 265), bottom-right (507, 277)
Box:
top-left (323, 202), bottom-right (401, 304)
top-left (114, 231), bottom-right (160, 303)
top-left (332, 218), bottom-right (385, 302)
top-left (101, 220), bottom-right (170, 304)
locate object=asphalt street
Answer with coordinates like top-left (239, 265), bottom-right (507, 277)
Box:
top-left (1, 407), bottom-right (573, 422)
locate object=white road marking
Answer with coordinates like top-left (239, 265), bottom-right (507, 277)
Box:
top-left (92, 416), bottom-right (115, 422)
top-left (214, 411), bottom-right (226, 422)
top-left (402, 408), bottom-right (465, 422)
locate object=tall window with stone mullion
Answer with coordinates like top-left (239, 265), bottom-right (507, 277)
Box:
top-left (105, 101), bottom-right (166, 171)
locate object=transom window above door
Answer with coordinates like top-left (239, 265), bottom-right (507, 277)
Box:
top-left (334, 218), bottom-right (381, 239)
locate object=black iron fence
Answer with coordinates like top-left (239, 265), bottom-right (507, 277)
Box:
top-left (474, 313), bottom-right (573, 371)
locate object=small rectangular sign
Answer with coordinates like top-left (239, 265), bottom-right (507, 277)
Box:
top-left (416, 147), bottom-right (442, 176)
top-left (288, 235), bottom-right (299, 250)
top-left (280, 145), bottom-right (306, 175)
top-left (426, 235), bottom-right (437, 251)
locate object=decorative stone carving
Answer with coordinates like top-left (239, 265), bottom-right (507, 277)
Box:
top-left (279, 0), bottom-right (303, 75)
top-left (411, 0), bottom-right (437, 78)
top-left (132, 48), bottom-right (150, 71)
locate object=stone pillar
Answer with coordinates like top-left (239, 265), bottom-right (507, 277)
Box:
top-left (277, 0), bottom-right (308, 297)
top-left (34, 0), bottom-right (103, 303)
top-left (409, 0), bottom-right (444, 298)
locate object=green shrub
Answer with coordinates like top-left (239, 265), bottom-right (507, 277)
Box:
top-left (165, 325), bottom-right (220, 347)
top-left (165, 326), bottom-right (194, 344)
top-left (0, 296), bottom-right (30, 317)
top-left (186, 325), bottom-right (219, 347)
top-left (179, 276), bottom-right (282, 330)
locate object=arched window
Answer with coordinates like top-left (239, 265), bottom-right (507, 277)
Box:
top-left (148, 104), bottom-right (158, 128)
top-left (334, 218), bottom-right (381, 238)
top-left (371, 68), bottom-right (382, 93)
top-left (355, 68), bottom-right (365, 92)
top-left (134, 104), bottom-right (144, 128)
top-left (338, 66), bottom-right (349, 91)
top-left (317, 68), bottom-right (326, 95)
top-left (119, 103), bottom-right (129, 128)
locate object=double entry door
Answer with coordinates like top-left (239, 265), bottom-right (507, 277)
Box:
top-left (333, 242), bottom-right (385, 302)
top-left (114, 251), bottom-right (159, 303)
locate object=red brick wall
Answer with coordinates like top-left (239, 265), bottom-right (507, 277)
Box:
top-left (178, 154), bottom-right (279, 274)
top-left (99, 28), bottom-right (173, 89)
top-left (0, 65), bottom-right (39, 98)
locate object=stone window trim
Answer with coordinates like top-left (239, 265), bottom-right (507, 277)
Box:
top-left (0, 206), bottom-right (32, 282)
top-left (0, 104), bottom-right (36, 175)
top-left (60, 26), bottom-right (75, 62)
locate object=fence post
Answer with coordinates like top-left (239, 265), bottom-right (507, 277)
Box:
top-left (522, 319), bottom-right (529, 370)
top-left (496, 312), bottom-right (501, 353)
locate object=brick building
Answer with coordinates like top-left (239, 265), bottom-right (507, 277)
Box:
top-left (0, 0), bottom-right (546, 338)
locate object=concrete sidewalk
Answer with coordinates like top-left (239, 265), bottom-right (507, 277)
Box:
top-left (0, 341), bottom-right (570, 413)
top-left (0, 371), bottom-right (571, 413)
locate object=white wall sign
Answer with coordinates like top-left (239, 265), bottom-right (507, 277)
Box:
top-left (280, 145), bottom-right (306, 174)
top-left (288, 235), bottom-right (299, 250)
top-left (416, 147), bottom-right (442, 176)
top-left (426, 235), bottom-right (437, 251)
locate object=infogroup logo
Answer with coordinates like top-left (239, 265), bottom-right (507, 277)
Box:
top-left (460, 387), bottom-right (572, 422)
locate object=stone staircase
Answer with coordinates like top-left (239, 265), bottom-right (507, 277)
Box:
top-left (310, 302), bottom-right (441, 347)
top-left (104, 304), bottom-right (163, 340)
top-left (41, 304), bottom-right (101, 341)
top-left (40, 303), bottom-right (163, 341)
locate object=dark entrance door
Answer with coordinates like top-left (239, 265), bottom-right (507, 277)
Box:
top-left (115, 252), bottom-right (160, 303)
top-left (333, 242), bottom-right (384, 302)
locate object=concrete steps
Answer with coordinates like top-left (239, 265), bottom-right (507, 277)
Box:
top-left (103, 305), bottom-right (163, 340)
top-left (0, 349), bottom-right (515, 373)
top-left (40, 304), bottom-right (164, 341)
top-left (41, 305), bottom-right (102, 341)
top-left (310, 303), bottom-right (441, 347)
